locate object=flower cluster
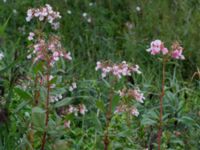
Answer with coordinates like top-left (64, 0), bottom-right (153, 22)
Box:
top-left (26, 4), bottom-right (61, 30)
top-left (95, 61), bottom-right (141, 79)
top-left (114, 105), bottom-right (139, 117)
top-left (82, 12), bottom-right (92, 23)
top-left (50, 94), bottom-right (62, 103)
top-left (147, 39), bottom-right (185, 60)
top-left (147, 40), bottom-right (168, 55)
top-left (171, 42), bottom-right (185, 60)
top-left (61, 104), bottom-right (88, 116)
top-left (69, 82), bottom-right (77, 92)
top-left (118, 88), bottom-right (145, 103)
top-left (28, 35), bottom-right (72, 66)
top-left (115, 88), bottom-right (145, 117)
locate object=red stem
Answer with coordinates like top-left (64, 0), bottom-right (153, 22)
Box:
top-left (103, 79), bottom-right (116, 150)
top-left (157, 58), bottom-right (166, 150)
top-left (41, 62), bottom-right (51, 150)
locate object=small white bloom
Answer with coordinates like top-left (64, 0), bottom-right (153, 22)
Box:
top-left (49, 75), bottom-right (54, 81)
top-left (67, 10), bottom-right (72, 14)
top-left (24, 112), bottom-right (30, 117)
top-left (27, 54), bottom-right (32, 59)
top-left (72, 82), bottom-right (77, 89)
top-left (87, 17), bottom-right (91, 23)
top-left (89, 2), bottom-right (93, 6)
top-left (13, 9), bottom-right (17, 15)
top-left (69, 86), bottom-right (73, 92)
top-left (136, 6), bottom-right (141, 12)
top-left (82, 12), bottom-right (87, 17)
top-left (28, 32), bottom-right (35, 41)
top-left (0, 52), bottom-right (4, 60)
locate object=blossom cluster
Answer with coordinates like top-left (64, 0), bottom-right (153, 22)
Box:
top-left (118, 88), bottom-right (145, 103)
top-left (69, 82), bottom-right (77, 92)
top-left (95, 61), bottom-right (141, 79)
top-left (50, 94), bottom-right (62, 103)
top-left (26, 4), bottom-right (61, 30)
top-left (28, 35), bottom-right (72, 66)
top-left (171, 42), bottom-right (185, 60)
top-left (114, 105), bottom-right (139, 117)
top-left (115, 88), bottom-right (145, 117)
top-left (61, 104), bottom-right (88, 116)
top-left (147, 39), bottom-right (185, 60)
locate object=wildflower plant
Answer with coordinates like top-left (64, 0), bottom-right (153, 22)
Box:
top-left (147, 40), bottom-right (185, 150)
top-left (21, 4), bottom-right (86, 149)
top-left (95, 60), bottom-right (145, 149)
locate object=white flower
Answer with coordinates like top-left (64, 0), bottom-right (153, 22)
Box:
top-left (89, 3), bottom-right (93, 6)
top-left (136, 6), bottom-right (141, 12)
top-left (49, 75), bottom-right (54, 81)
top-left (69, 86), bottom-right (73, 92)
top-left (27, 54), bottom-right (32, 59)
top-left (72, 82), bottom-right (77, 89)
top-left (87, 17), bottom-right (92, 23)
top-left (24, 112), bottom-right (30, 117)
top-left (13, 9), bottom-right (17, 15)
top-left (0, 52), bottom-right (4, 60)
top-left (28, 32), bottom-right (35, 41)
top-left (67, 10), bottom-right (72, 14)
top-left (82, 12), bottom-right (87, 17)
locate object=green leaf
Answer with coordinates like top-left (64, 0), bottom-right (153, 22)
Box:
top-left (112, 95), bottom-right (120, 112)
top-left (96, 100), bottom-right (105, 112)
top-left (14, 87), bottom-right (32, 100)
top-left (54, 97), bottom-right (73, 108)
top-left (53, 140), bottom-right (69, 150)
top-left (32, 61), bottom-right (43, 74)
top-left (14, 100), bottom-right (30, 113)
top-left (32, 107), bottom-right (45, 129)
top-left (178, 116), bottom-right (195, 127)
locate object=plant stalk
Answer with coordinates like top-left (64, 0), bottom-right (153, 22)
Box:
top-left (157, 58), bottom-right (166, 150)
top-left (41, 62), bottom-right (51, 150)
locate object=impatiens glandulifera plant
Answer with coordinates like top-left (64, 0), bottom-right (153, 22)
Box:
top-left (95, 61), bottom-right (145, 150)
top-left (147, 40), bottom-right (185, 150)
top-left (25, 4), bottom-right (87, 149)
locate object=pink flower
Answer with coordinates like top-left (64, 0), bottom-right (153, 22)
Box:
top-left (131, 65), bottom-right (141, 74)
top-left (64, 52), bottom-right (72, 61)
top-left (26, 4), bottom-right (61, 30)
top-left (64, 120), bottom-right (71, 128)
top-left (79, 104), bottom-right (88, 115)
top-left (171, 50), bottom-right (185, 60)
top-left (171, 42), bottom-right (185, 60)
top-left (118, 90), bottom-right (126, 97)
top-left (147, 40), bottom-right (168, 55)
top-left (130, 89), bottom-right (145, 103)
top-left (53, 51), bottom-right (60, 61)
top-left (161, 47), bottom-right (168, 55)
top-left (130, 107), bottom-right (139, 117)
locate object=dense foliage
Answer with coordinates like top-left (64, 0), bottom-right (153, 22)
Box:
top-left (0, 0), bottom-right (200, 150)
